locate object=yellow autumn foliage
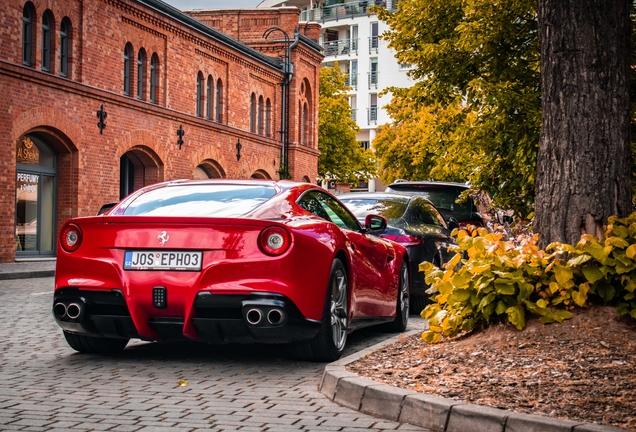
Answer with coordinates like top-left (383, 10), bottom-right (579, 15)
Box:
top-left (420, 213), bottom-right (636, 343)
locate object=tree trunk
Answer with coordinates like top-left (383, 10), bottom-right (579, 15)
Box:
top-left (535, 0), bottom-right (632, 247)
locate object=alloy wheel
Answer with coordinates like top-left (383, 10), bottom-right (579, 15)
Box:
top-left (330, 268), bottom-right (348, 351)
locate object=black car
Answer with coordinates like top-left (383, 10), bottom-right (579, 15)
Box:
top-left (385, 181), bottom-right (484, 228)
top-left (339, 192), bottom-right (457, 312)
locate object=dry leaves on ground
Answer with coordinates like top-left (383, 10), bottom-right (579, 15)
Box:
top-left (348, 306), bottom-right (636, 431)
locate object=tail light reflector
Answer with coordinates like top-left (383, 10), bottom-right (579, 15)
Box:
top-left (381, 234), bottom-right (423, 247)
top-left (258, 226), bottom-right (291, 256)
top-left (60, 223), bottom-right (82, 252)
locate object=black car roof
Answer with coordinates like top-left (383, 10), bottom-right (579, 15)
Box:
top-left (387, 180), bottom-right (469, 189)
top-left (338, 192), bottom-right (439, 206)
top-left (338, 192), bottom-right (411, 201)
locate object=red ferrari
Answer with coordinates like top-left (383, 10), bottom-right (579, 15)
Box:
top-left (53, 180), bottom-right (410, 361)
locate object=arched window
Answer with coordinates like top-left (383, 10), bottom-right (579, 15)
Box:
top-left (206, 76), bottom-right (213, 120)
top-left (298, 79), bottom-right (313, 147)
top-left (258, 96), bottom-right (264, 135)
top-left (250, 93), bottom-right (257, 133)
top-left (59, 18), bottom-right (70, 77)
top-left (123, 43), bottom-right (133, 95)
top-left (22, 4), bottom-right (34, 66)
top-left (215, 79), bottom-right (223, 122)
top-left (42, 11), bottom-right (53, 71)
top-left (265, 98), bottom-right (272, 138)
top-left (302, 102), bottom-right (308, 146)
top-left (149, 53), bottom-right (158, 103)
top-left (137, 49), bottom-right (146, 100)
top-left (196, 72), bottom-right (204, 117)
top-left (298, 101), bottom-right (302, 144)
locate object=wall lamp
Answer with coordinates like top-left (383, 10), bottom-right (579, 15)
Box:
top-left (236, 139), bottom-right (242, 161)
top-left (96, 104), bottom-right (107, 134)
top-left (176, 125), bottom-right (185, 150)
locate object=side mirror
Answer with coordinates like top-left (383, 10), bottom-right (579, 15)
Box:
top-left (447, 217), bottom-right (460, 231)
top-left (365, 214), bottom-right (388, 233)
top-left (97, 202), bottom-right (117, 215)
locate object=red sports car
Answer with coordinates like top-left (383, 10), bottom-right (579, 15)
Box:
top-left (53, 180), bottom-right (410, 361)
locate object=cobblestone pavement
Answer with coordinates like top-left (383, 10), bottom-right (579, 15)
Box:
top-left (0, 277), bottom-right (429, 432)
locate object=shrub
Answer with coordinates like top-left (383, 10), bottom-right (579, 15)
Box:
top-left (420, 214), bottom-right (636, 344)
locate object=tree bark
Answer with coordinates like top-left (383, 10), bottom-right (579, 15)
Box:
top-left (535, 0), bottom-right (632, 247)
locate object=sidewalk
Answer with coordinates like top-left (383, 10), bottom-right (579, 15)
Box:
top-left (0, 259), bottom-right (56, 280)
top-left (2, 258), bottom-right (627, 431)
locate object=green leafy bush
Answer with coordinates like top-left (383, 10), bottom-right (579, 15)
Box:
top-left (420, 214), bottom-right (636, 344)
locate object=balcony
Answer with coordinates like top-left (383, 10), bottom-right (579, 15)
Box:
top-left (368, 71), bottom-right (378, 89)
top-left (345, 73), bottom-right (358, 90)
top-left (322, 38), bottom-right (359, 57)
top-left (369, 36), bottom-right (379, 54)
top-left (300, 0), bottom-right (398, 23)
top-left (367, 106), bottom-right (377, 125)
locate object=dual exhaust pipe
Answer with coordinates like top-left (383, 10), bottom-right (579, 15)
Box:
top-left (54, 301), bottom-right (84, 321)
top-left (56, 298), bottom-right (286, 326)
top-left (245, 308), bottom-right (285, 326)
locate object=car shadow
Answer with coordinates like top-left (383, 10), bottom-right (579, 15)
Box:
top-left (56, 324), bottom-right (402, 366)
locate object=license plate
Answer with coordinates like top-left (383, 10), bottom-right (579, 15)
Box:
top-left (123, 251), bottom-right (202, 271)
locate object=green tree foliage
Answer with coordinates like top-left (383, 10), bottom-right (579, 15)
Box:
top-left (374, 0), bottom-right (540, 218)
top-left (318, 65), bottom-right (376, 183)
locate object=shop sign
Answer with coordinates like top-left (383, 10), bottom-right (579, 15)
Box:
top-left (16, 137), bottom-right (40, 165)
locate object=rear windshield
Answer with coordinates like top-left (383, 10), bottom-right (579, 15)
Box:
top-left (340, 198), bottom-right (408, 224)
top-left (122, 185), bottom-right (276, 217)
top-left (386, 185), bottom-right (473, 213)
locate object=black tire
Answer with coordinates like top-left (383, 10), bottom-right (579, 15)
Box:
top-left (410, 295), bottom-right (429, 315)
top-left (411, 256), bottom-right (440, 314)
top-left (287, 259), bottom-right (348, 362)
top-left (63, 331), bottom-right (129, 354)
top-left (385, 260), bottom-right (409, 332)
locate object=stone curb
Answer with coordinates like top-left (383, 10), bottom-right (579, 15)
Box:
top-left (0, 270), bottom-right (55, 280)
top-left (319, 330), bottom-right (626, 432)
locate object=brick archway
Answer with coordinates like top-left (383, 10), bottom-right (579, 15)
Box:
top-left (191, 143), bottom-right (231, 178)
top-left (10, 109), bottom-right (83, 260)
top-left (11, 107), bottom-right (82, 153)
top-left (194, 159), bottom-right (226, 179)
top-left (117, 130), bottom-right (166, 198)
top-left (250, 169), bottom-right (272, 179)
top-left (119, 145), bottom-right (164, 198)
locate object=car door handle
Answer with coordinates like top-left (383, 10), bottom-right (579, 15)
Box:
top-left (386, 253), bottom-right (395, 263)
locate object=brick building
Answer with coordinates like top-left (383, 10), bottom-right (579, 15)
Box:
top-left (1, 0), bottom-right (323, 262)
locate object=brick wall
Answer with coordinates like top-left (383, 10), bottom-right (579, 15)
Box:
top-left (0, 0), bottom-right (322, 262)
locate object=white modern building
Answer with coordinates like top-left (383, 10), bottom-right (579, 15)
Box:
top-left (257, 0), bottom-right (414, 191)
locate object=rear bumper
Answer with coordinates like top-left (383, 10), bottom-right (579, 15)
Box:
top-left (53, 288), bottom-right (320, 344)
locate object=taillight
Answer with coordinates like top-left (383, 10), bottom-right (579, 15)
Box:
top-left (60, 223), bottom-right (82, 252)
top-left (381, 234), bottom-right (423, 247)
top-left (258, 226), bottom-right (291, 256)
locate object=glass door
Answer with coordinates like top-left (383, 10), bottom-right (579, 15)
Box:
top-left (15, 172), bottom-right (38, 252)
top-left (15, 135), bottom-right (57, 257)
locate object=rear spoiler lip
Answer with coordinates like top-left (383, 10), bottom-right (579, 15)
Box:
top-left (69, 215), bottom-right (291, 227)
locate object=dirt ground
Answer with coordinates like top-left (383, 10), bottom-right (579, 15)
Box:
top-left (348, 306), bottom-right (636, 431)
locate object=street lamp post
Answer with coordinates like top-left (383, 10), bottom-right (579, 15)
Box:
top-left (263, 26), bottom-right (299, 180)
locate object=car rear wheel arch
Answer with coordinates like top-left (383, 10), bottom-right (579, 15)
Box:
top-left (285, 257), bottom-right (349, 361)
